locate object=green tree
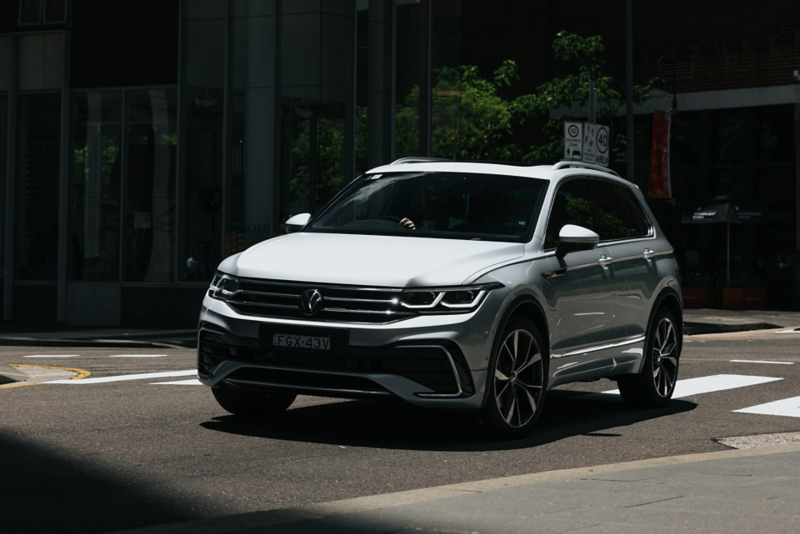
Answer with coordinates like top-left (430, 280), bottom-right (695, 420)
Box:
top-left (521, 31), bottom-right (648, 162)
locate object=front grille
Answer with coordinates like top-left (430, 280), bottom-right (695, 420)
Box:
top-left (198, 329), bottom-right (471, 396)
top-left (222, 278), bottom-right (415, 324)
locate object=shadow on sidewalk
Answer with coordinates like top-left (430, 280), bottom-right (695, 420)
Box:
top-left (199, 389), bottom-right (697, 452)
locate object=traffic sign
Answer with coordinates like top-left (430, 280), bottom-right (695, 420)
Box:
top-left (582, 123), bottom-right (596, 164)
top-left (563, 122), bottom-right (582, 160)
top-left (594, 124), bottom-right (610, 167)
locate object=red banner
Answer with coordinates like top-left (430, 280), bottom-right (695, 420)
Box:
top-left (649, 110), bottom-right (672, 199)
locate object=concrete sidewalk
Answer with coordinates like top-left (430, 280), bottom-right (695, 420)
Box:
top-left (117, 441), bottom-right (800, 533)
top-left (683, 308), bottom-right (800, 335)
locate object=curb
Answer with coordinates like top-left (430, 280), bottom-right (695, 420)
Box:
top-left (683, 321), bottom-right (780, 335)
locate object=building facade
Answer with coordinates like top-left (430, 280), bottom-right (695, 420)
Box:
top-left (0, 0), bottom-right (797, 326)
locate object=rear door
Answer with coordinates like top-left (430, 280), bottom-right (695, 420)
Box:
top-left (542, 178), bottom-right (617, 382)
top-left (587, 179), bottom-right (658, 366)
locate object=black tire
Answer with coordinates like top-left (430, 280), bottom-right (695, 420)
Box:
top-left (618, 307), bottom-right (680, 409)
top-left (212, 386), bottom-right (296, 418)
top-left (477, 318), bottom-right (548, 440)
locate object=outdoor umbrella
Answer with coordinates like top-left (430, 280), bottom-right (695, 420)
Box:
top-left (682, 195), bottom-right (741, 284)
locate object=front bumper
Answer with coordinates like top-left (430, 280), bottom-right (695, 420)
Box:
top-left (197, 290), bottom-right (507, 409)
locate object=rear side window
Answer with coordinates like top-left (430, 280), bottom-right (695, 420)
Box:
top-left (544, 179), bottom-right (599, 249)
top-left (587, 180), bottom-right (648, 241)
top-left (622, 187), bottom-right (653, 237)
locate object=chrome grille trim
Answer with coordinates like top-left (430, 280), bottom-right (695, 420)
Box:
top-left (222, 278), bottom-right (414, 324)
top-left (325, 307), bottom-right (407, 316)
top-left (324, 296), bottom-right (398, 304)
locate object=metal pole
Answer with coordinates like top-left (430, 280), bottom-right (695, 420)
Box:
top-left (588, 80), bottom-right (596, 124)
top-left (625, 0), bottom-right (634, 183)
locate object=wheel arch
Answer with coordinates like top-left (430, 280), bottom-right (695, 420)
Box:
top-left (480, 294), bottom-right (550, 408)
top-left (637, 287), bottom-right (683, 374)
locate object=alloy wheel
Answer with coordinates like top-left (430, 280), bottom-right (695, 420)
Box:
top-left (493, 329), bottom-right (544, 429)
top-left (652, 316), bottom-right (679, 397)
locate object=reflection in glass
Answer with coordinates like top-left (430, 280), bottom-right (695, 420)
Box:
top-left (184, 89), bottom-right (223, 281)
top-left (125, 89), bottom-right (177, 282)
top-left (70, 91), bottom-right (122, 281)
top-left (15, 94), bottom-right (61, 280)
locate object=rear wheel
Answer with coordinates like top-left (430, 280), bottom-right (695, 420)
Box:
top-left (477, 318), bottom-right (548, 440)
top-left (618, 307), bottom-right (680, 408)
top-left (212, 386), bottom-right (296, 418)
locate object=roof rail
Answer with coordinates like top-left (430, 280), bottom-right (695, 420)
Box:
top-left (551, 161), bottom-right (620, 177)
top-left (389, 157), bottom-right (452, 165)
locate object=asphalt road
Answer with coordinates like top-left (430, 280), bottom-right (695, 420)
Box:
top-left (2, 330), bottom-right (799, 533)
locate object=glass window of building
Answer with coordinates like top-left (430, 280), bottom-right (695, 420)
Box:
top-left (70, 91), bottom-right (123, 281)
top-left (15, 93), bottom-right (61, 281)
top-left (183, 2), bottom-right (225, 280)
top-left (124, 89), bottom-right (177, 282)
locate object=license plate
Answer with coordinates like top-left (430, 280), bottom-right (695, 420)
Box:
top-left (272, 333), bottom-right (331, 351)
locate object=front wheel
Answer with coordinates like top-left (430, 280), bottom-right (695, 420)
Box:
top-left (477, 318), bottom-right (548, 440)
top-left (618, 307), bottom-right (680, 408)
top-left (212, 386), bottom-right (297, 418)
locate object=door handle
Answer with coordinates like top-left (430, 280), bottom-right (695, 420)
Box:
top-left (643, 248), bottom-right (655, 259)
top-left (598, 254), bottom-right (613, 264)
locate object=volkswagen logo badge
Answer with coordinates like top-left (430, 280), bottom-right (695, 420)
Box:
top-left (298, 289), bottom-right (323, 316)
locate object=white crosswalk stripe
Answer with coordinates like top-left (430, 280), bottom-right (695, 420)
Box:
top-left (48, 370), bottom-right (196, 384)
top-left (152, 379), bottom-right (202, 385)
top-left (600, 374), bottom-right (783, 399)
top-left (734, 396), bottom-right (800, 418)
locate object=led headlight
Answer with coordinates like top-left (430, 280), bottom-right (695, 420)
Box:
top-left (208, 273), bottom-right (240, 300)
top-left (399, 283), bottom-right (503, 313)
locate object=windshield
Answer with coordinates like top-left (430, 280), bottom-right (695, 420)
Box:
top-left (307, 172), bottom-right (548, 242)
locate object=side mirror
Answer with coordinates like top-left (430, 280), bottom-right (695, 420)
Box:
top-left (285, 213), bottom-right (311, 233)
top-left (556, 224), bottom-right (599, 257)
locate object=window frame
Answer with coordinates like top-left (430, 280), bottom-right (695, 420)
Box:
top-left (18, 0), bottom-right (69, 26)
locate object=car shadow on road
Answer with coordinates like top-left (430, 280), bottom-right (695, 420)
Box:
top-left (200, 389), bottom-right (697, 452)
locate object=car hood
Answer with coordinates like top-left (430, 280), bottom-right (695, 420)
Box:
top-left (226, 232), bottom-right (525, 287)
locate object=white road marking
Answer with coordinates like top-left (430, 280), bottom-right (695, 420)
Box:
top-left (775, 329), bottom-right (800, 334)
top-left (152, 379), bottom-right (202, 385)
top-left (600, 374), bottom-right (783, 399)
top-left (109, 354), bottom-right (167, 358)
top-left (23, 355), bottom-right (80, 358)
top-left (734, 396), bottom-right (800, 418)
top-left (48, 370), bottom-right (196, 384)
top-left (730, 360), bottom-right (794, 365)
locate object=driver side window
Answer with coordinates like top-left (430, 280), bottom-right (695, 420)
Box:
top-left (544, 178), bottom-right (598, 249)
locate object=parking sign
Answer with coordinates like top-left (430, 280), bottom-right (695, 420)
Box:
top-left (563, 122), bottom-right (582, 160)
top-left (582, 123), bottom-right (597, 164)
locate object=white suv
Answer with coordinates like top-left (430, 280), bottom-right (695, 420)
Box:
top-left (198, 159), bottom-right (682, 438)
